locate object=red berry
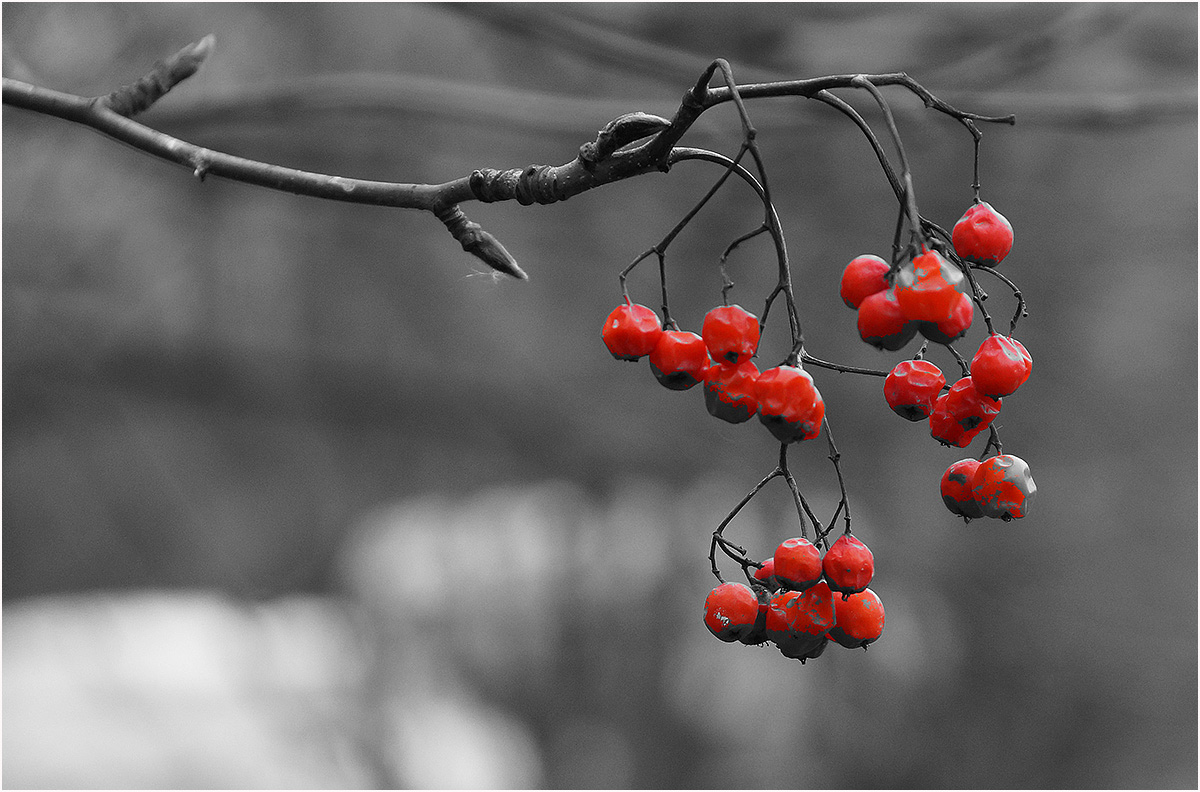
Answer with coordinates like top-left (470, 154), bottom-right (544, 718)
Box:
top-left (940, 458), bottom-right (985, 519)
top-left (952, 201), bottom-right (1013, 266)
top-left (971, 454), bottom-right (1037, 520)
top-left (766, 582), bottom-right (836, 661)
top-left (742, 591), bottom-right (769, 646)
top-left (648, 330), bottom-right (709, 390)
top-left (919, 291), bottom-right (974, 345)
top-left (929, 377), bottom-right (1001, 447)
top-left (822, 534), bottom-right (874, 596)
top-left (970, 335), bottom-right (1032, 398)
top-left (839, 254), bottom-right (890, 309)
top-left (703, 360), bottom-right (759, 423)
top-left (765, 591), bottom-right (821, 659)
top-left (828, 588), bottom-right (885, 649)
top-left (773, 536), bottom-right (823, 591)
top-left (602, 301), bottom-right (663, 361)
top-left (756, 365), bottom-right (825, 443)
top-left (857, 288), bottom-right (918, 351)
top-left (701, 304), bottom-right (760, 365)
top-left (703, 582), bottom-right (761, 643)
top-left (754, 558), bottom-right (777, 589)
top-left (894, 250), bottom-right (966, 324)
top-left (883, 359), bottom-right (946, 421)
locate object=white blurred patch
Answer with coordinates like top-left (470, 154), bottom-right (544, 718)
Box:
top-left (3, 592), bottom-right (374, 789)
top-left (387, 690), bottom-right (543, 789)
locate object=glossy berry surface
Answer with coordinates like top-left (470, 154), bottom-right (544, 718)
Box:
top-left (972, 454), bottom-right (1037, 520)
top-left (894, 250), bottom-right (966, 323)
top-left (773, 536), bottom-right (823, 591)
top-left (703, 582), bottom-right (761, 643)
top-left (702, 304), bottom-right (760, 365)
top-left (857, 288), bottom-right (918, 351)
top-left (756, 365), bottom-right (825, 443)
top-left (940, 458), bottom-right (985, 519)
top-left (884, 359), bottom-right (946, 421)
top-left (929, 377), bottom-right (1002, 447)
top-left (952, 201), bottom-right (1014, 266)
top-left (828, 588), bottom-right (885, 649)
top-left (766, 582), bottom-right (836, 661)
top-left (703, 361), bottom-right (759, 423)
top-left (822, 534), bottom-right (875, 596)
top-left (919, 291), bottom-right (974, 345)
top-left (840, 254), bottom-right (890, 309)
top-left (648, 330), bottom-right (709, 390)
top-left (602, 301), bottom-right (663, 361)
top-left (971, 335), bottom-right (1033, 398)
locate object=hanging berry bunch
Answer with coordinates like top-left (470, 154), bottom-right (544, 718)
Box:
top-left (1, 35), bottom-right (1041, 668)
top-left (594, 64), bottom-right (1030, 664)
top-left (834, 84), bottom-right (1037, 529)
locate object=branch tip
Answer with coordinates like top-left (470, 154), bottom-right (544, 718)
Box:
top-left (435, 204), bottom-right (527, 280)
top-left (103, 34), bottom-right (216, 117)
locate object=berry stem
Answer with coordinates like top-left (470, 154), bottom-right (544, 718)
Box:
top-left (670, 147), bottom-right (802, 353)
top-left (800, 352), bottom-right (889, 378)
top-left (954, 258), bottom-right (997, 335)
top-left (890, 200), bottom-right (911, 269)
top-left (851, 76), bottom-right (925, 250)
top-left (694, 62), bottom-right (805, 358)
top-left (979, 424), bottom-right (1004, 460)
top-left (944, 342), bottom-right (972, 378)
top-left (710, 465), bottom-right (785, 583)
top-left (971, 127), bottom-right (983, 202)
top-left (778, 444), bottom-right (824, 546)
top-left (973, 264), bottom-right (1028, 333)
top-left (821, 418), bottom-right (854, 537)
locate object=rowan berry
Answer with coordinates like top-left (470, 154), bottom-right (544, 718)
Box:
top-left (703, 360), bottom-right (759, 423)
top-left (742, 591), bottom-right (769, 646)
top-left (929, 377), bottom-right (1001, 447)
top-left (970, 334), bottom-right (1032, 398)
top-left (702, 304), bottom-right (760, 365)
top-left (602, 301), bottom-right (663, 361)
top-left (940, 458), bottom-right (985, 519)
top-left (828, 588), bottom-right (885, 649)
top-left (756, 365), bottom-right (825, 443)
top-left (648, 330), bottom-right (709, 390)
top-left (839, 254), bottom-right (890, 309)
top-left (772, 536), bottom-right (823, 591)
top-left (703, 582), bottom-right (761, 643)
top-left (918, 291), bottom-right (974, 345)
top-left (822, 533), bottom-right (874, 596)
top-left (766, 582), bottom-right (836, 661)
top-left (894, 250), bottom-right (966, 324)
top-left (857, 287), bottom-right (918, 351)
top-left (753, 558), bottom-right (777, 589)
top-left (971, 454), bottom-right (1037, 520)
top-left (952, 201), bottom-right (1013, 266)
top-left (883, 359), bottom-right (946, 421)
top-left (765, 591), bottom-right (820, 659)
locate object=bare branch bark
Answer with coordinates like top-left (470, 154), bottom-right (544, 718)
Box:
top-left (2, 35), bottom-right (1016, 280)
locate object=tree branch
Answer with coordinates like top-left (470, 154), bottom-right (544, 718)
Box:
top-left (3, 35), bottom-right (1016, 281)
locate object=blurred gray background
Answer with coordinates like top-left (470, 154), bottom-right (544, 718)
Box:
top-left (3, 3), bottom-right (1196, 789)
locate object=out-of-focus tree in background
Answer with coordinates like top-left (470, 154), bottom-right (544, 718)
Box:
top-left (3, 3), bottom-right (1196, 788)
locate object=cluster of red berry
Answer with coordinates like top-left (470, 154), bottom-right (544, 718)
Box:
top-left (601, 174), bottom-right (1032, 664)
top-left (601, 302), bottom-right (825, 442)
top-left (941, 455), bottom-right (1036, 520)
top-left (840, 201), bottom-right (1037, 523)
top-left (703, 533), bottom-right (882, 662)
top-left (881, 334), bottom-right (1032, 448)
